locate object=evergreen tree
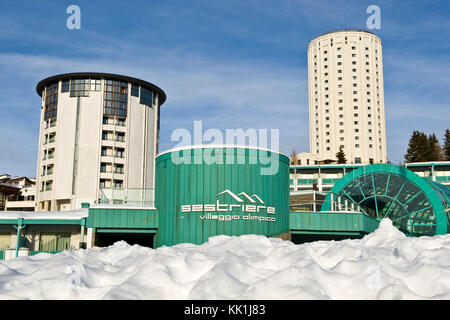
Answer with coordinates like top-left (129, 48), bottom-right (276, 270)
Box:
top-left (336, 147), bottom-right (347, 164)
top-left (404, 130), bottom-right (429, 163)
top-left (428, 133), bottom-right (442, 161)
top-left (443, 129), bottom-right (450, 161)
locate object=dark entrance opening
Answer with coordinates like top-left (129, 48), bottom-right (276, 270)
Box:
top-left (94, 232), bottom-right (155, 248)
top-left (291, 233), bottom-right (364, 244)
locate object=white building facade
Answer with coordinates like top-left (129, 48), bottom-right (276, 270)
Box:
top-left (308, 30), bottom-right (387, 164)
top-left (35, 73), bottom-right (166, 211)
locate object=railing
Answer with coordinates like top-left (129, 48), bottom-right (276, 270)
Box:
top-left (291, 178), bottom-right (341, 185)
top-left (436, 176), bottom-right (450, 182)
top-left (290, 191), bottom-right (364, 214)
top-left (97, 188), bottom-right (155, 207)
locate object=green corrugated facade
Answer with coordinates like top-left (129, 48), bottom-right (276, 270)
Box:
top-left (155, 146), bottom-right (290, 247)
top-left (290, 211), bottom-right (380, 235)
top-left (86, 207), bottom-right (158, 230)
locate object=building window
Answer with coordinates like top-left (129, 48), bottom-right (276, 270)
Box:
top-left (115, 148), bottom-right (125, 158)
top-left (70, 79), bottom-right (90, 97)
top-left (45, 181), bottom-right (53, 191)
top-left (39, 232), bottom-right (71, 251)
top-left (116, 118), bottom-right (126, 126)
top-left (90, 79), bottom-right (101, 91)
top-left (101, 147), bottom-right (111, 157)
top-left (355, 157), bottom-right (361, 163)
top-left (114, 180), bottom-right (123, 189)
top-left (44, 83), bottom-right (58, 120)
top-left (104, 80), bottom-right (128, 117)
top-left (131, 84), bottom-right (139, 97)
top-left (114, 164), bottom-right (124, 174)
top-left (61, 80), bottom-right (70, 93)
top-left (116, 132), bottom-right (125, 142)
top-left (140, 87), bottom-right (155, 106)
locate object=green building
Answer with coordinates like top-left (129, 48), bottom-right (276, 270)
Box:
top-left (0, 155), bottom-right (449, 258)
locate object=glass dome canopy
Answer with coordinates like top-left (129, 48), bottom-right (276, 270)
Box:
top-left (321, 164), bottom-right (450, 236)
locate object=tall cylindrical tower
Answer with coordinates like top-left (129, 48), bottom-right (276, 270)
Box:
top-left (307, 30), bottom-right (387, 164)
top-left (35, 72), bottom-right (166, 211)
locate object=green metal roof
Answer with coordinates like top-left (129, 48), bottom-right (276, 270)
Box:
top-left (321, 164), bottom-right (450, 236)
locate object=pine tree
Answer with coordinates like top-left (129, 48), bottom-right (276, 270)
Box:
top-left (443, 129), bottom-right (450, 161)
top-left (336, 147), bottom-right (347, 164)
top-left (404, 130), bottom-right (429, 163)
top-left (428, 133), bottom-right (442, 161)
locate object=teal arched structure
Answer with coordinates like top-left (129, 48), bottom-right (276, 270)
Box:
top-left (321, 164), bottom-right (450, 236)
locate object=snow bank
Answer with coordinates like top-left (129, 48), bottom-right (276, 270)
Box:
top-left (0, 219), bottom-right (449, 300)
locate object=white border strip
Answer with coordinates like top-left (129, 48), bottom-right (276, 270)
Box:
top-left (156, 144), bottom-right (288, 159)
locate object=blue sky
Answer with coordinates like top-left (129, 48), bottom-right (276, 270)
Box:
top-left (0, 0), bottom-right (449, 177)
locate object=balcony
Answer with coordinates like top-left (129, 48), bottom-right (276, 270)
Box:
top-left (5, 200), bottom-right (35, 210)
top-left (97, 188), bottom-right (155, 207)
top-left (102, 124), bottom-right (115, 132)
top-left (100, 155), bottom-right (114, 163)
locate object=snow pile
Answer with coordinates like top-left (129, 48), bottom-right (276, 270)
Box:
top-left (0, 219), bottom-right (449, 299)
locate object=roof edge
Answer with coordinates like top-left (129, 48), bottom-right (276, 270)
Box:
top-left (36, 72), bottom-right (166, 105)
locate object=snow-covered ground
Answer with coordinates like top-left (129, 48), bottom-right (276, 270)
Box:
top-left (0, 219), bottom-right (449, 300)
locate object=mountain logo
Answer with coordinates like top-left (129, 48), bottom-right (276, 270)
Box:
top-left (216, 189), bottom-right (265, 204)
